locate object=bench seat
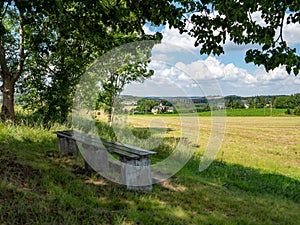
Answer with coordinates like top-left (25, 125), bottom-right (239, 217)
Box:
top-left (54, 130), bottom-right (156, 191)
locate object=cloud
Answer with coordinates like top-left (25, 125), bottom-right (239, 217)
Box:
top-left (140, 20), bottom-right (300, 96)
top-left (283, 20), bottom-right (300, 45)
top-left (256, 66), bottom-right (290, 82)
top-left (294, 79), bottom-right (300, 85)
top-left (144, 23), bottom-right (200, 54)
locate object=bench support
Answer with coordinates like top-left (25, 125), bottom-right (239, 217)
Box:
top-left (121, 157), bottom-right (152, 191)
top-left (57, 137), bottom-right (78, 157)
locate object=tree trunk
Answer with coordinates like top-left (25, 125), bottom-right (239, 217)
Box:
top-left (1, 77), bottom-right (15, 122)
top-left (108, 106), bottom-right (114, 127)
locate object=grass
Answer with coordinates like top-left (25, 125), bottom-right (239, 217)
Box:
top-left (132, 108), bottom-right (288, 117)
top-left (196, 108), bottom-right (288, 116)
top-left (0, 115), bottom-right (300, 224)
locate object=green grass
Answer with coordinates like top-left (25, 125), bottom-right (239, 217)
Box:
top-left (0, 117), bottom-right (300, 224)
top-left (132, 108), bottom-right (289, 117)
top-left (197, 108), bottom-right (288, 116)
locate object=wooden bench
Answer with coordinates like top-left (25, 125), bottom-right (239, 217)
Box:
top-left (53, 130), bottom-right (156, 191)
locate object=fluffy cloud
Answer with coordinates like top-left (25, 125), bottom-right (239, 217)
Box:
top-left (137, 20), bottom-right (300, 96)
top-left (256, 67), bottom-right (290, 82)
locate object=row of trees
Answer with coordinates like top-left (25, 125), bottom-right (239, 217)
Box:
top-left (133, 94), bottom-right (300, 114)
top-left (1, 1), bottom-right (300, 124)
top-left (225, 94), bottom-right (300, 110)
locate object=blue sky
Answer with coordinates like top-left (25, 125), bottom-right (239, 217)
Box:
top-left (123, 12), bottom-right (300, 97)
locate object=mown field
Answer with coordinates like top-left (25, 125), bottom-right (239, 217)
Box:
top-left (0, 114), bottom-right (299, 224)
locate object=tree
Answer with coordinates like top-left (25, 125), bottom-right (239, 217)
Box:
top-left (233, 100), bottom-right (244, 109)
top-left (2, 0), bottom-right (163, 123)
top-left (96, 42), bottom-right (155, 124)
top-left (3, 0), bottom-right (300, 123)
top-left (226, 96), bottom-right (234, 109)
top-left (137, 99), bottom-right (158, 113)
top-left (0, 1), bottom-right (27, 122)
top-left (274, 96), bottom-right (291, 108)
top-left (180, 1), bottom-right (300, 75)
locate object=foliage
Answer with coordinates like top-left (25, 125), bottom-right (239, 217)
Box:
top-left (182, 1), bottom-right (300, 75)
top-left (0, 0), bottom-right (167, 122)
top-left (2, 0), bottom-right (300, 123)
top-left (17, 1), bottom-right (160, 124)
top-left (96, 42), bottom-right (155, 124)
top-left (294, 105), bottom-right (300, 115)
top-left (136, 99), bottom-right (158, 113)
top-left (274, 93), bottom-right (300, 109)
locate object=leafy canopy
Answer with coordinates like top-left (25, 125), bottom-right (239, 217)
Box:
top-left (175, 0), bottom-right (300, 75)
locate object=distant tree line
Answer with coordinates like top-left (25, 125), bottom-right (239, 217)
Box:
top-left (130, 94), bottom-right (300, 115)
top-left (225, 94), bottom-right (300, 115)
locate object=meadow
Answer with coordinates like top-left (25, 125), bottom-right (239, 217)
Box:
top-left (0, 113), bottom-right (299, 224)
top-left (197, 108), bottom-right (288, 117)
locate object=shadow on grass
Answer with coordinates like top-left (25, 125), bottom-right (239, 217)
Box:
top-left (186, 159), bottom-right (300, 204)
top-left (1, 129), bottom-right (300, 224)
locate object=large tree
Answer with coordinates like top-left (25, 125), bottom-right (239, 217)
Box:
top-left (0, 0), bottom-right (160, 123)
top-left (2, 0), bottom-right (299, 123)
top-left (0, 1), bottom-right (26, 122)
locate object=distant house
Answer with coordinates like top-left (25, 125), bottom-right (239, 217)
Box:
top-left (242, 100), bottom-right (249, 109)
top-left (151, 106), bottom-right (159, 115)
top-left (167, 106), bottom-right (174, 113)
top-left (123, 105), bottom-right (137, 112)
top-left (151, 103), bottom-right (166, 114)
top-left (217, 102), bottom-right (226, 110)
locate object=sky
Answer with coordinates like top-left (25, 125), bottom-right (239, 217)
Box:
top-left (122, 12), bottom-right (300, 97)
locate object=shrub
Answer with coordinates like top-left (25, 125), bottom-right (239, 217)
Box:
top-left (294, 106), bottom-right (300, 116)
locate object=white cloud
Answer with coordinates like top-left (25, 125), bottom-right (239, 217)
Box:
top-left (256, 66), bottom-right (290, 82)
top-left (139, 19), bottom-right (300, 96)
top-left (178, 73), bottom-right (190, 81)
top-left (283, 20), bottom-right (300, 45)
top-left (294, 77), bottom-right (300, 85)
top-left (144, 22), bottom-right (199, 53)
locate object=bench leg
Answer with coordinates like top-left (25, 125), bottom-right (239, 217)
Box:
top-left (58, 137), bottom-right (68, 155)
top-left (121, 157), bottom-right (152, 191)
top-left (57, 137), bottom-right (78, 156)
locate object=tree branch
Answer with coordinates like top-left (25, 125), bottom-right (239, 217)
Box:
top-left (276, 0), bottom-right (286, 43)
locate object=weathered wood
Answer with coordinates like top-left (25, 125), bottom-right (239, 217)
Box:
top-left (54, 130), bottom-right (156, 191)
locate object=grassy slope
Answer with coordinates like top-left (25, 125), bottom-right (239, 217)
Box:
top-left (0, 118), bottom-right (300, 224)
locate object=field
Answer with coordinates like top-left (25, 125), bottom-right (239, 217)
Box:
top-left (197, 108), bottom-right (288, 116)
top-left (0, 115), bottom-right (300, 224)
top-left (129, 115), bottom-right (300, 180)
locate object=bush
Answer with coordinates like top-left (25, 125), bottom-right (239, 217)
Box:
top-left (294, 106), bottom-right (300, 116)
top-left (285, 108), bottom-right (292, 115)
